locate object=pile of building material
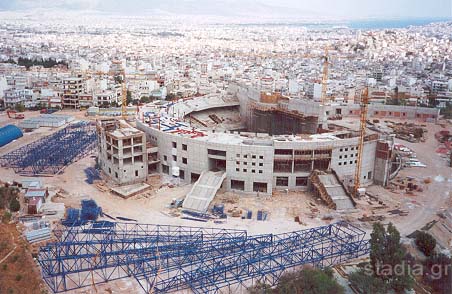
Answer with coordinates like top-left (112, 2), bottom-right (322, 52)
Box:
top-left (389, 122), bottom-right (426, 143)
top-left (25, 227), bottom-right (51, 243)
top-left (62, 199), bottom-right (102, 226)
top-left (18, 114), bottom-right (74, 130)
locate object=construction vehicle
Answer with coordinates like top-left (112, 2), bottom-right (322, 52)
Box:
top-left (7, 110), bottom-right (25, 119)
top-left (353, 87), bottom-right (369, 197)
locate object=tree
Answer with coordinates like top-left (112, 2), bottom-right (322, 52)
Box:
top-left (140, 96), bottom-right (151, 103)
top-left (424, 253), bottom-right (451, 294)
top-left (349, 269), bottom-right (388, 294)
top-left (0, 186), bottom-right (20, 209)
top-left (370, 222), bottom-right (413, 292)
top-left (248, 267), bottom-right (344, 294)
top-left (9, 198), bottom-right (20, 212)
top-left (415, 231), bottom-right (436, 257)
top-left (15, 103), bottom-right (25, 112)
top-left (126, 90), bottom-right (132, 105)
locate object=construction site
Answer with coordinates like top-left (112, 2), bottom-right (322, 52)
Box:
top-left (0, 80), bottom-right (451, 293)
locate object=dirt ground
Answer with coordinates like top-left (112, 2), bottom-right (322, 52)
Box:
top-left (0, 220), bottom-right (48, 294)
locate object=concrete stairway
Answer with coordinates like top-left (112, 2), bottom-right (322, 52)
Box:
top-left (183, 170), bottom-right (227, 212)
top-left (309, 171), bottom-right (355, 211)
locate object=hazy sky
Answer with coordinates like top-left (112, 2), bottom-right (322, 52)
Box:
top-left (0, 0), bottom-right (451, 19)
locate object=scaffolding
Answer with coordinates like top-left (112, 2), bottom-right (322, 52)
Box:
top-left (38, 221), bottom-right (369, 293)
top-left (0, 122), bottom-right (97, 176)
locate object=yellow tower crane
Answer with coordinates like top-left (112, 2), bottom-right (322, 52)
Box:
top-left (321, 47), bottom-right (329, 105)
top-left (354, 87), bottom-right (369, 197)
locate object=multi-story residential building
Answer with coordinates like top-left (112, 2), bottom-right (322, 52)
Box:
top-left (62, 76), bottom-right (84, 108)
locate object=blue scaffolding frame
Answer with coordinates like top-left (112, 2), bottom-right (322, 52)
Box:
top-left (38, 221), bottom-right (369, 293)
top-left (0, 122), bottom-right (97, 176)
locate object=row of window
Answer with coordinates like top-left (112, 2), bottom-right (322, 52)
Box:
top-left (339, 153), bottom-right (358, 159)
top-left (235, 168), bottom-right (263, 174)
top-left (163, 155), bottom-right (188, 164)
top-left (275, 176), bottom-right (308, 187)
top-left (339, 146), bottom-right (357, 152)
top-left (338, 160), bottom-right (357, 166)
top-left (236, 154), bottom-right (264, 160)
top-left (172, 141), bottom-right (188, 151)
top-left (236, 161), bottom-right (264, 167)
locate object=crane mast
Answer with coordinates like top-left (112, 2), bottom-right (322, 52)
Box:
top-left (354, 87), bottom-right (369, 197)
top-left (121, 68), bottom-right (127, 119)
top-left (321, 47), bottom-right (329, 105)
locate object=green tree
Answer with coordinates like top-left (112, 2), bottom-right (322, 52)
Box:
top-left (349, 269), bottom-right (388, 294)
top-left (0, 186), bottom-right (19, 209)
top-left (15, 103), bottom-right (25, 112)
top-left (140, 96), bottom-right (151, 103)
top-left (415, 231), bottom-right (436, 257)
top-left (9, 198), bottom-right (20, 212)
top-left (248, 267), bottom-right (344, 294)
top-left (424, 253), bottom-right (451, 294)
top-left (126, 90), bottom-right (132, 105)
top-left (370, 222), bottom-right (413, 292)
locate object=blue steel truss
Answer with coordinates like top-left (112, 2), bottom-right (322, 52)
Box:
top-left (0, 122), bottom-right (97, 176)
top-left (38, 221), bottom-right (369, 293)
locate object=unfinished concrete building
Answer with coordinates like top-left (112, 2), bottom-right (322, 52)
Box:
top-left (97, 119), bottom-right (150, 185)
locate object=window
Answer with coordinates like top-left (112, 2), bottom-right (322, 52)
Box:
top-left (344, 155), bottom-right (348, 158)
top-left (253, 182), bottom-right (267, 192)
top-left (296, 177), bottom-right (308, 186)
top-left (236, 168), bottom-right (240, 172)
top-left (252, 162), bottom-right (255, 166)
top-left (252, 155), bottom-right (256, 159)
top-left (259, 155), bottom-right (264, 159)
top-left (368, 171), bottom-right (372, 180)
top-left (259, 170), bottom-right (263, 174)
top-left (339, 162), bottom-right (342, 165)
top-left (259, 163), bottom-right (263, 167)
top-left (135, 170), bottom-right (139, 177)
top-left (115, 172), bottom-right (118, 178)
top-left (252, 170), bottom-right (255, 173)
top-left (339, 155), bottom-right (342, 159)
top-left (172, 155), bottom-right (177, 161)
top-left (236, 161), bottom-right (240, 165)
top-left (351, 147), bottom-right (354, 150)
top-left (244, 162), bottom-right (247, 165)
top-left (345, 148), bottom-right (348, 151)
top-left (182, 144), bottom-right (187, 151)
top-left (244, 155), bottom-right (248, 158)
top-left (340, 148), bottom-right (343, 152)
top-left (180, 170), bottom-right (185, 179)
top-left (172, 142), bottom-right (177, 148)
top-left (182, 157), bottom-right (187, 164)
top-left (109, 168), bottom-right (111, 174)
top-left (236, 154), bottom-right (240, 158)
top-left (243, 169), bottom-right (247, 172)
top-left (344, 162), bottom-right (347, 165)
top-left (231, 180), bottom-right (245, 191)
top-left (163, 155), bottom-right (167, 161)
top-left (208, 149), bottom-right (226, 156)
top-left (350, 161), bottom-right (353, 164)
top-left (276, 176), bottom-right (289, 186)
top-left (162, 165), bottom-right (169, 174)
top-left (350, 154), bottom-right (353, 157)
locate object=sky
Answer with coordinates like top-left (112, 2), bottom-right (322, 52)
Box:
top-left (0, 0), bottom-right (451, 19)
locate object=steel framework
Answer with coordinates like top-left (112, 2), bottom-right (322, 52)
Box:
top-left (0, 122), bottom-right (97, 176)
top-left (38, 221), bottom-right (369, 293)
